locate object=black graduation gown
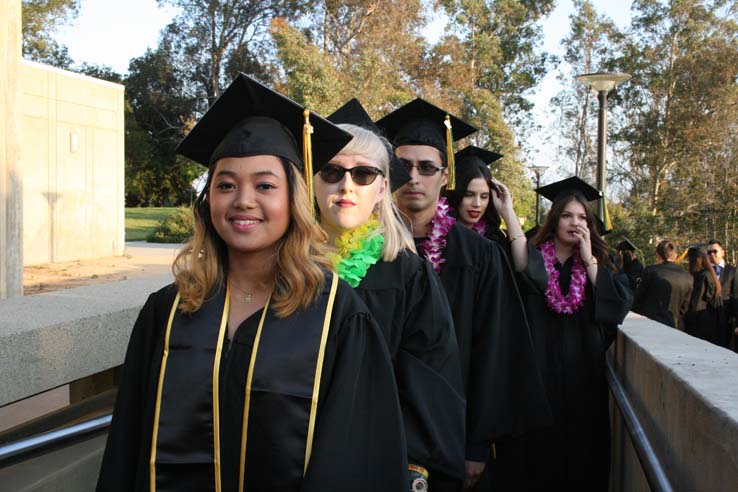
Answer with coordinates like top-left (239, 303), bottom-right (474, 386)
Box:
top-left (96, 279), bottom-right (408, 492)
top-left (416, 223), bottom-right (552, 459)
top-left (517, 242), bottom-right (632, 491)
top-left (355, 251), bottom-right (465, 481)
top-left (685, 270), bottom-right (725, 346)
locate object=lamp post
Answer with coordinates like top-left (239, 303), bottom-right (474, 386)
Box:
top-left (529, 165), bottom-right (548, 225)
top-left (575, 72), bottom-right (631, 219)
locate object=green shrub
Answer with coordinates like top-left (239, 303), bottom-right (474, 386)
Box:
top-left (148, 208), bottom-right (194, 243)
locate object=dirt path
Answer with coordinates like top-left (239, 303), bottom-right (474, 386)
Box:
top-left (23, 242), bottom-right (181, 295)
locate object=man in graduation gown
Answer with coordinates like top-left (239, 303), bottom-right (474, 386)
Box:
top-left (376, 99), bottom-right (551, 490)
top-left (615, 238), bottom-right (644, 292)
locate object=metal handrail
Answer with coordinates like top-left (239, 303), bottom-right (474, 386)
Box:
top-left (0, 413), bottom-right (111, 466)
top-left (606, 359), bottom-right (674, 492)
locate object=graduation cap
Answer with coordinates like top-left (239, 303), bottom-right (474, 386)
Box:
top-left (176, 73), bottom-right (352, 212)
top-left (454, 146), bottom-right (504, 174)
top-left (375, 98), bottom-right (478, 190)
top-left (616, 238), bottom-right (637, 252)
top-left (327, 98), bottom-right (412, 192)
top-left (535, 176), bottom-right (603, 203)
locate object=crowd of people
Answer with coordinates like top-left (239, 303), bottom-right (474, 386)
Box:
top-left (631, 239), bottom-right (738, 350)
top-left (96, 73), bottom-right (738, 491)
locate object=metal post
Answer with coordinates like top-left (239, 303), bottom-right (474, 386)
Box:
top-left (535, 172), bottom-right (542, 225)
top-left (596, 90), bottom-right (608, 221)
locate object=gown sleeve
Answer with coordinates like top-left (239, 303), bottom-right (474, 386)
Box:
top-left (466, 242), bottom-right (552, 448)
top-left (593, 265), bottom-right (634, 326)
top-left (302, 311), bottom-right (408, 492)
top-left (96, 289), bottom-right (168, 492)
top-left (398, 260), bottom-right (465, 480)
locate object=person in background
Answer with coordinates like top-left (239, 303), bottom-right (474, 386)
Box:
top-left (685, 244), bottom-right (724, 346)
top-left (377, 98), bottom-right (551, 490)
top-left (443, 146), bottom-right (506, 244)
top-left (494, 175), bottom-right (632, 492)
top-left (707, 239), bottom-right (738, 350)
top-left (632, 240), bottom-right (693, 330)
top-left (615, 238), bottom-right (644, 292)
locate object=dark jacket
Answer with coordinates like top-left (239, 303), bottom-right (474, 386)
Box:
top-left (717, 264), bottom-right (738, 320)
top-left (632, 261), bottom-right (693, 330)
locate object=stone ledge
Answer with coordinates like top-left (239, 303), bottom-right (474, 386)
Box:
top-left (611, 312), bottom-right (738, 492)
top-left (0, 275), bottom-right (172, 406)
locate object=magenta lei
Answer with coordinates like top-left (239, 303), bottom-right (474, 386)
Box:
top-left (471, 217), bottom-right (488, 237)
top-left (540, 240), bottom-right (587, 315)
top-left (419, 197), bottom-right (456, 273)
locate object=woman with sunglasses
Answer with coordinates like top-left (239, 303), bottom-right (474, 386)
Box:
top-left (96, 77), bottom-right (408, 492)
top-left (685, 244), bottom-right (724, 346)
top-left (314, 100), bottom-right (465, 491)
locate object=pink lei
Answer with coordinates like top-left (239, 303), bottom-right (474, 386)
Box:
top-left (540, 240), bottom-right (587, 315)
top-left (471, 217), bottom-right (488, 237)
top-left (420, 197), bottom-right (456, 273)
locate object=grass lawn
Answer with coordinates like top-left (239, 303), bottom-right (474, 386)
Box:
top-left (125, 207), bottom-right (180, 241)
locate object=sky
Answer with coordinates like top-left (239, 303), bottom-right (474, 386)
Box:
top-left (54, 0), bottom-right (633, 184)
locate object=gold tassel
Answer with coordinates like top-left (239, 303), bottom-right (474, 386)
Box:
top-left (444, 115), bottom-right (455, 190)
top-left (303, 109), bottom-right (315, 215)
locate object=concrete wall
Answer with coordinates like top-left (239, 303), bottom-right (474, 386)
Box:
top-left (20, 61), bottom-right (125, 265)
top-left (610, 313), bottom-right (738, 492)
top-left (0, 0), bottom-right (23, 298)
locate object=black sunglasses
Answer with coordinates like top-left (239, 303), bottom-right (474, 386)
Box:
top-left (319, 164), bottom-right (384, 185)
top-left (707, 250), bottom-right (719, 254)
top-left (401, 160), bottom-right (445, 176)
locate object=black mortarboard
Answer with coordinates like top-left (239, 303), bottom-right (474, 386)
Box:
top-left (327, 98), bottom-right (411, 192)
top-left (688, 243), bottom-right (708, 255)
top-left (375, 98), bottom-right (477, 190)
top-left (176, 73), bottom-right (352, 209)
top-left (535, 176), bottom-right (603, 203)
top-left (616, 238), bottom-right (637, 251)
top-left (327, 98), bottom-right (377, 131)
top-left (455, 146), bottom-right (503, 175)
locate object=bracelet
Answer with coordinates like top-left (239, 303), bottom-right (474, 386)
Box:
top-left (509, 233), bottom-right (526, 242)
top-left (583, 257), bottom-right (598, 267)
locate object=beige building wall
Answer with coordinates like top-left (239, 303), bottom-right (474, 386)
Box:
top-left (21, 60), bottom-right (125, 265)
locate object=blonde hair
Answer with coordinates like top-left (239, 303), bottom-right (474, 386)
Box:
top-left (173, 159), bottom-right (330, 317)
top-left (333, 123), bottom-right (416, 260)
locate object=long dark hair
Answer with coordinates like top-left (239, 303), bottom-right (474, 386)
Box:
top-left (688, 248), bottom-right (722, 298)
top-left (532, 193), bottom-right (612, 268)
top-left (444, 162), bottom-right (504, 242)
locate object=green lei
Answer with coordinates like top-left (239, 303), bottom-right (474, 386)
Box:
top-left (327, 217), bottom-right (384, 288)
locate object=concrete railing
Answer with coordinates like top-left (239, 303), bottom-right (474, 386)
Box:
top-left (610, 312), bottom-right (738, 492)
top-left (0, 274), bottom-right (172, 407)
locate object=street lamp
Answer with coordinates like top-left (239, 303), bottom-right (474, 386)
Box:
top-left (575, 71), bottom-right (631, 219)
top-left (529, 165), bottom-right (548, 225)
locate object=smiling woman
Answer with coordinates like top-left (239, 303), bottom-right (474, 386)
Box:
top-left (96, 74), bottom-right (409, 492)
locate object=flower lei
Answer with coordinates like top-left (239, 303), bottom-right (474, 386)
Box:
top-left (327, 217), bottom-right (384, 288)
top-left (540, 240), bottom-right (587, 315)
top-left (419, 197), bottom-right (456, 273)
top-left (471, 217), bottom-right (488, 237)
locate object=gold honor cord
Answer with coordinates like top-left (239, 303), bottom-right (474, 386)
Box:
top-left (211, 285), bottom-right (230, 492)
top-left (303, 273), bottom-right (340, 474)
top-left (444, 115), bottom-right (455, 190)
top-left (150, 293), bottom-right (181, 492)
top-left (238, 293), bottom-right (273, 492)
top-left (303, 109), bottom-right (315, 216)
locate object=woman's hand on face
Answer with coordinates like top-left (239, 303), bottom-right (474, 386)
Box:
top-left (572, 222), bottom-right (594, 264)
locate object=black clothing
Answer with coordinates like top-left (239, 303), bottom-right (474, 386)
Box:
top-left (685, 270), bottom-right (724, 346)
top-left (633, 261), bottom-right (693, 330)
top-left (355, 251), bottom-right (465, 481)
top-left (516, 242), bottom-right (632, 491)
top-left (716, 264), bottom-right (738, 351)
top-left (621, 257), bottom-right (644, 292)
top-left (415, 224), bottom-right (551, 458)
top-left (97, 276), bottom-right (408, 492)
